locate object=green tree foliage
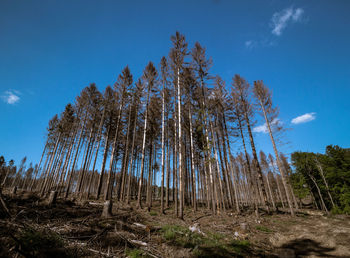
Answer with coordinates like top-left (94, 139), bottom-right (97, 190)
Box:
top-left (291, 145), bottom-right (350, 214)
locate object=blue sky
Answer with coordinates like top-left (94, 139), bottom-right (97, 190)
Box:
top-left (1, 0), bottom-right (349, 166)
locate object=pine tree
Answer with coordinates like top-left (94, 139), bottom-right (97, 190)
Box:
top-left (169, 32), bottom-right (188, 218)
top-left (105, 66), bottom-right (133, 201)
top-left (253, 80), bottom-right (294, 215)
top-left (137, 62), bottom-right (157, 209)
top-left (231, 75), bottom-right (269, 214)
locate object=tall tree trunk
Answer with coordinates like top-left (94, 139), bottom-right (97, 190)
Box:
top-left (258, 101), bottom-right (294, 215)
top-left (275, 174), bottom-right (285, 208)
top-left (309, 172), bottom-right (329, 214)
top-left (244, 115), bottom-right (269, 213)
top-left (126, 106), bottom-right (139, 204)
top-left (265, 172), bottom-right (276, 210)
top-left (29, 142), bottom-right (48, 191)
top-left (146, 142), bottom-right (153, 211)
top-left (58, 129), bottom-right (77, 187)
top-left (41, 132), bottom-right (62, 196)
top-left (87, 109), bottom-right (106, 198)
top-left (222, 117), bottom-right (240, 212)
top-left (165, 123), bottom-right (170, 208)
top-left (136, 85), bottom-right (151, 208)
top-left (36, 151), bottom-right (51, 191)
top-left (105, 97), bottom-right (125, 200)
top-left (315, 158), bottom-right (335, 208)
top-left (77, 126), bottom-right (94, 193)
top-left (188, 107), bottom-right (197, 211)
top-left (120, 104), bottom-right (133, 201)
top-left (237, 117), bottom-right (259, 214)
top-left (173, 84), bottom-right (178, 216)
top-left (65, 112), bottom-right (88, 198)
top-left (177, 68), bottom-right (184, 219)
top-left (210, 120), bottom-right (225, 212)
top-left (96, 124), bottom-right (111, 199)
top-left (160, 84), bottom-right (166, 213)
top-left (174, 133), bottom-right (178, 216)
top-left (58, 134), bottom-right (76, 195)
top-left (216, 128), bottom-right (233, 209)
top-left (46, 139), bottom-right (66, 193)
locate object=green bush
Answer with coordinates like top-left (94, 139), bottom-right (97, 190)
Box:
top-left (126, 248), bottom-right (146, 258)
top-left (331, 205), bottom-right (342, 215)
top-left (161, 225), bottom-right (203, 248)
top-left (343, 205), bottom-right (350, 215)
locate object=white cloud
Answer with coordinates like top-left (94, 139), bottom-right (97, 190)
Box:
top-left (292, 8), bottom-right (304, 21)
top-left (253, 123), bottom-right (268, 133)
top-left (291, 112), bottom-right (316, 124)
top-left (271, 7), bottom-right (304, 36)
top-left (253, 118), bottom-right (281, 134)
top-left (245, 40), bottom-right (256, 49)
top-left (1, 90), bottom-right (20, 104)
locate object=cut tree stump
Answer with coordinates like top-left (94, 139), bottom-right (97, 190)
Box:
top-left (101, 200), bottom-right (113, 218)
top-left (47, 191), bottom-right (58, 206)
top-left (240, 222), bottom-right (250, 232)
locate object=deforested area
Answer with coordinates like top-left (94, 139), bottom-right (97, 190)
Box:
top-left (1, 2), bottom-right (350, 258)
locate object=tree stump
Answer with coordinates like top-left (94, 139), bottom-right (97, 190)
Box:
top-left (101, 200), bottom-right (113, 218)
top-left (240, 222), bottom-right (249, 232)
top-left (47, 191), bottom-right (58, 206)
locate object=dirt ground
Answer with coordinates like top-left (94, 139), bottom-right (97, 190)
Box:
top-left (1, 190), bottom-right (349, 258)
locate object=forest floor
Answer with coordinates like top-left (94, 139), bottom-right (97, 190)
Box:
top-left (1, 190), bottom-right (350, 258)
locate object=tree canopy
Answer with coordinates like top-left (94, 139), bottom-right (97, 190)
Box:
top-left (291, 145), bottom-right (350, 214)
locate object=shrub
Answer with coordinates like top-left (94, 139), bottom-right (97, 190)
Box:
top-left (161, 225), bottom-right (203, 248)
top-left (126, 248), bottom-right (146, 258)
top-left (161, 225), bottom-right (251, 257)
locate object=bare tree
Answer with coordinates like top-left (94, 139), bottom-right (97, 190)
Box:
top-left (253, 80), bottom-right (294, 215)
top-left (137, 62), bottom-right (157, 209)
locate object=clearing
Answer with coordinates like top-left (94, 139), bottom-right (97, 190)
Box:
top-left (1, 190), bottom-right (349, 257)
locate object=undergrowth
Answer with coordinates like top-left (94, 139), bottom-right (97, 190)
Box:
top-left (160, 225), bottom-right (251, 257)
top-left (126, 248), bottom-right (150, 258)
top-left (149, 211), bottom-right (158, 216)
top-left (255, 225), bottom-right (273, 233)
top-left (15, 227), bottom-right (72, 257)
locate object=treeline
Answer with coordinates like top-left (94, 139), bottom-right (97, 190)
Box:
top-left (2, 32), bottom-right (299, 217)
top-left (0, 156), bottom-right (36, 191)
top-left (291, 145), bottom-right (350, 214)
